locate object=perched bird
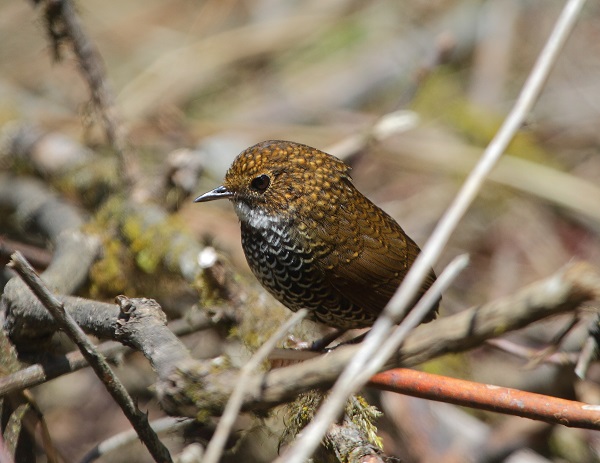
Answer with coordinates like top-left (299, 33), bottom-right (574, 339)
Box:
top-left (195, 140), bottom-right (438, 330)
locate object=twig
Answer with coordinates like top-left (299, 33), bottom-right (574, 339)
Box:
top-left (37, 0), bottom-right (137, 187)
top-left (575, 313), bottom-right (600, 379)
top-left (357, 254), bottom-right (469, 382)
top-left (202, 309), bottom-right (308, 463)
top-left (0, 309), bottom-right (212, 396)
top-left (163, 262), bottom-right (600, 418)
top-left (485, 338), bottom-right (577, 367)
top-left (325, 110), bottom-right (419, 161)
top-left (277, 1), bottom-right (587, 461)
top-left (0, 340), bottom-right (126, 396)
top-left (369, 368), bottom-right (600, 429)
top-left (521, 315), bottom-right (580, 369)
top-left (8, 252), bottom-right (172, 463)
top-left (80, 416), bottom-right (194, 463)
top-left (0, 236), bottom-right (52, 270)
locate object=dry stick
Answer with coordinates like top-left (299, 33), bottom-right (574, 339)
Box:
top-left (575, 314), bottom-right (600, 379)
top-left (80, 416), bottom-right (194, 463)
top-left (278, 1), bottom-right (588, 461)
top-left (8, 252), bottom-right (172, 463)
top-left (485, 338), bottom-right (578, 367)
top-left (202, 309), bottom-right (309, 463)
top-left (40, 0), bottom-right (136, 187)
top-left (354, 254), bottom-right (469, 385)
top-left (0, 341), bottom-right (126, 396)
top-left (522, 315), bottom-right (580, 370)
top-left (0, 300), bottom-right (213, 396)
top-left (0, 311), bottom-right (211, 396)
top-left (369, 368), bottom-right (600, 429)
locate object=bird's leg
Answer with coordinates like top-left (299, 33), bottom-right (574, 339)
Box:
top-left (325, 331), bottom-right (369, 351)
top-left (309, 328), bottom-right (348, 351)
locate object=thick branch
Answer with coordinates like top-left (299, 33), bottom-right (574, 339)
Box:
top-left (8, 252), bottom-right (172, 463)
top-left (0, 313), bottom-right (210, 396)
top-left (161, 262), bottom-right (600, 418)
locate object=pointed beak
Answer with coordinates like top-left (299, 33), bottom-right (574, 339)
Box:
top-left (194, 185), bottom-right (234, 203)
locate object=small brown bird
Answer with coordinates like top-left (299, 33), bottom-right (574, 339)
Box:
top-left (195, 140), bottom-right (438, 330)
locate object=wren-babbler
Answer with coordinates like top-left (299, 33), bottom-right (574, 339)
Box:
top-left (195, 140), bottom-right (438, 329)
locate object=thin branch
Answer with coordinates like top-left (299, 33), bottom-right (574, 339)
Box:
top-left (369, 368), bottom-right (600, 429)
top-left (202, 309), bottom-right (308, 463)
top-left (485, 338), bottom-right (578, 367)
top-left (0, 340), bottom-right (126, 396)
top-left (357, 254), bottom-right (469, 383)
top-left (8, 252), bottom-right (172, 463)
top-left (277, 1), bottom-right (587, 460)
top-left (80, 417), bottom-right (194, 463)
top-left (0, 310), bottom-right (210, 396)
top-left (0, 236), bottom-right (52, 270)
top-left (38, 0), bottom-right (137, 187)
top-left (575, 313), bottom-right (600, 379)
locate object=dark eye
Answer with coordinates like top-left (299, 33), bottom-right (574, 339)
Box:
top-left (250, 174), bottom-right (270, 192)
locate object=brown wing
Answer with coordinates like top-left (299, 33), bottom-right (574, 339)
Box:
top-left (316, 189), bottom-right (438, 323)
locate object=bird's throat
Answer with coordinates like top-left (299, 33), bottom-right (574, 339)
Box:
top-left (234, 201), bottom-right (284, 230)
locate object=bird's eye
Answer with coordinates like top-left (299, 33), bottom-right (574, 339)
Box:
top-left (250, 174), bottom-right (271, 192)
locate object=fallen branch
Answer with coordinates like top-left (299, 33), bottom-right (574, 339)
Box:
top-left (163, 262), bottom-right (600, 418)
top-left (0, 313), bottom-right (212, 396)
top-left (8, 252), bottom-right (173, 463)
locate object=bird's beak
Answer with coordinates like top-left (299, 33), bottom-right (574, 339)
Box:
top-left (194, 185), bottom-right (234, 202)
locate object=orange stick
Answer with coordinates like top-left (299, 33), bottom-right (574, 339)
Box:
top-left (369, 368), bottom-right (600, 429)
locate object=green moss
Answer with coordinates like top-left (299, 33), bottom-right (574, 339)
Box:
top-left (279, 392), bottom-right (382, 455)
top-left (172, 356), bottom-right (235, 422)
top-left (86, 197), bottom-right (192, 301)
top-left (122, 215), bottom-right (162, 274)
top-left (343, 395), bottom-right (383, 449)
top-left (233, 290), bottom-right (293, 351)
top-left (280, 391), bottom-right (325, 447)
top-left (89, 237), bottom-right (136, 298)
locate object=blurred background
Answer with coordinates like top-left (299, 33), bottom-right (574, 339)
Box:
top-left (1, 0), bottom-right (600, 461)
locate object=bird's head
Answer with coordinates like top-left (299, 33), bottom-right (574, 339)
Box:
top-left (195, 140), bottom-right (351, 226)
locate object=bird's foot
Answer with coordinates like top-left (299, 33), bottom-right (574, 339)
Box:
top-left (309, 328), bottom-right (348, 351)
top-left (324, 331), bottom-right (369, 352)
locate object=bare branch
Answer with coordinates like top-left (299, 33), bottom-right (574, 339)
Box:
top-left (575, 314), bottom-right (600, 378)
top-left (80, 416), bottom-right (194, 463)
top-left (202, 309), bottom-right (308, 463)
top-left (37, 0), bottom-right (137, 187)
top-left (163, 262), bottom-right (600, 418)
top-left (0, 312), bottom-right (210, 396)
top-left (8, 252), bottom-right (172, 463)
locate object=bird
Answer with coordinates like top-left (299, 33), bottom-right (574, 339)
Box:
top-left (194, 140), bottom-right (438, 331)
